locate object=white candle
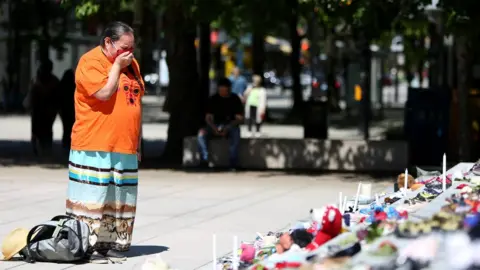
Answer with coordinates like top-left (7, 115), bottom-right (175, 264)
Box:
top-left (339, 192), bottom-right (343, 211)
top-left (353, 183), bottom-right (362, 212)
top-left (443, 153), bottom-right (447, 192)
top-left (232, 235), bottom-right (238, 270)
top-left (375, 193), bottom-right (379, 205)
top-left (342, 196), bottom-right (348, 213)
top-left (213, 234), bottom-right (217, 270)
top-left (404, 169), bottom-right (408, 197)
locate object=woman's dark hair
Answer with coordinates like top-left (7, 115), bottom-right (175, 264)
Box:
top-left (217, 77), bottom-right (232, 88)
top-left (100, 21), bottom-right (134, 47)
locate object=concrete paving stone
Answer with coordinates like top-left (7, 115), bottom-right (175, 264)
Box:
top-left (5, 262), bottom-right (76, 270)
top-left (0, 166), bottom-right (394, 269)
top-left (136, 197), bottom-right (223, 217)
top-left (130, 216), bottom-right (208, 244)
top-left (136, 228), bottom-right (253, 270)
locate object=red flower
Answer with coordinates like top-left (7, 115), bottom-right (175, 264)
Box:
top-left (374, 212), bottom-right (387, 221)
top-left (399, 211), bottom-right (408, 219)
top-left (274, 262), bottom-right (302, 269)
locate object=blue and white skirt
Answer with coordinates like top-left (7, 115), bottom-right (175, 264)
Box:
top-left (66, 150), bottom-right (138, 251)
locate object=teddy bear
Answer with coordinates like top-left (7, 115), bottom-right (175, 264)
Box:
top-left (397, 173), bottom-right (415, 189)
top-left (306, 205), bottom-right (343, 251)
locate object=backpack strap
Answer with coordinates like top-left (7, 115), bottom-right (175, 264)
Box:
top-left (52, 216), bottom-right (88, 257)
top-left (52, 219), bottom-right (68, 241)
top-left (51, 215), bottom-right (73, 221)
top-left (23, 224), bottom-right (56, 263)
top-left (74, 220), bottom-right (86, 257)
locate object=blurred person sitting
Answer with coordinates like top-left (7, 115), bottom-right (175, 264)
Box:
top-left (244, 74), bottom-right (267, 138)
top-left (197, 77), bottom-right (244, 169)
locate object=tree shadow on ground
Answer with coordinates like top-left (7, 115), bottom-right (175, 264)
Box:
top-left (0, 139), bottom-right (167, 169)
top-left (182, 137), bottom-right (409, 180)
top-left (123, 245), bottom-right (169, 258)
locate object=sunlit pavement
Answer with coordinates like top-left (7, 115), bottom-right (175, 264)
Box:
top-left (0, 167), bottom-right (393, 269)
top-left (0, 115), bottom-right (387, 164)
top-left (0, 114), bottom-right (396, 269)
top-left (0, 114), bottom-right (386, 143)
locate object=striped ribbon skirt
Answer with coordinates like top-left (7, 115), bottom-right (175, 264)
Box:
top-left (66, 150), bottom-right (138, 251)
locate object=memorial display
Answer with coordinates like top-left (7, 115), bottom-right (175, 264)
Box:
top-left (211, 161), bottom-right (479, 270)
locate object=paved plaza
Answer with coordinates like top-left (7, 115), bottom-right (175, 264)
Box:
top-left (0, 115), bottom-right (394, 269)
top-left (0, 167), bottom-right (393, 270)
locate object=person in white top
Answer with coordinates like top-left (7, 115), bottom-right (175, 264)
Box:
top-left (243, 75), bottom-right (267, 138)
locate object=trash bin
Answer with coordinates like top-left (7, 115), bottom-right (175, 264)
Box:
top-left (404, 87), bottom-right (450, 166)
top-left (303, 97), bottom-right (328, 139)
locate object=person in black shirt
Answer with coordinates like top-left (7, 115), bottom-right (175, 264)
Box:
top-left (197, 77), bottom-right (244, 168)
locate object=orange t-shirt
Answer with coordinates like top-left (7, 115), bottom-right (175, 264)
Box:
top-left (71, 46), bottom-right (144, 154)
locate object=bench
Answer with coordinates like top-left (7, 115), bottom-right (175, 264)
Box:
top-left (183, 137), bottom-right (408, 172)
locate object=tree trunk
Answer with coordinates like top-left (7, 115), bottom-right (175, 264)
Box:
top-left (325, 32), bottom-right (338, 111)
top-left (212, 45), bottom-right (224, 81)
top-left (133, 0), bottom-right (154, 74)
top-left (358, 30), bottom-right (372, 140)
top-left (289, 0), bottom-right (303, 114)
top-left (6, 0), bottom-right (21, 112)
top-left (198, 22), bottom-right (211, 118)
top-left (162, 2), bottom-right (199, 165)
top-left (35, 0), bottom-right (50, 62)
top-left (362, 47), bottom-right (372, 140)
top-left (456, 35), bottom-right (471, 161)
top-left (417, 35), bottom-right (425, 87)
top-left (252, 30), bottom-right (265, 76)
top-left (428, 22), bottom-right (441, 89)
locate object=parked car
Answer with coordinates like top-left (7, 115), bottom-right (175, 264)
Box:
top-left (281, 72), bottom-right (312, 89)
top-left (263, 70), bottom-right (281, 88)
top-left (281, 70), bottom-right (327, 91)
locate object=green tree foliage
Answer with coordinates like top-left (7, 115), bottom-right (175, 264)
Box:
top-left (61, 0), bottom-right (133, 18)
top-left (439, 0), bottom-right (480, 37)
top-left (1, 0), bottom-right (69, 59)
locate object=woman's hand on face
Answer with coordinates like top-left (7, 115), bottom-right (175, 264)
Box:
top-left (114, 52), bottom-right (134, 69)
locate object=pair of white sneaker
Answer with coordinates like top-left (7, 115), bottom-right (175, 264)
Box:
top-left (245, 131), bottom-right (261, 138)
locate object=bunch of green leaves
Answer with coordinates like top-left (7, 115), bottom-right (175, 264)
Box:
top-left (365, 221), bottom-right (384, 243)
top-left (438, 0), bottom-right (480, 39)
top-left (61, 0), bottom-right (133, 18)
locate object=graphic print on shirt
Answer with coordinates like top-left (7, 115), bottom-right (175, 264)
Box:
top-left (120, 74), bottom-right (141, 106)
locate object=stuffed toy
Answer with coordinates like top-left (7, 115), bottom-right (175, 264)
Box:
top-left (397, 173), bottom-right (415, 189)
top-left (306, 205), bottom-right (343, 251)
top-left (240, 243), bottom-right (256, 263)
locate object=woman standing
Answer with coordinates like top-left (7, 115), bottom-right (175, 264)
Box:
top-left (66, 21), bottom-right (143, 260)
top-left (244, 75), bottom-right (267, 137)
